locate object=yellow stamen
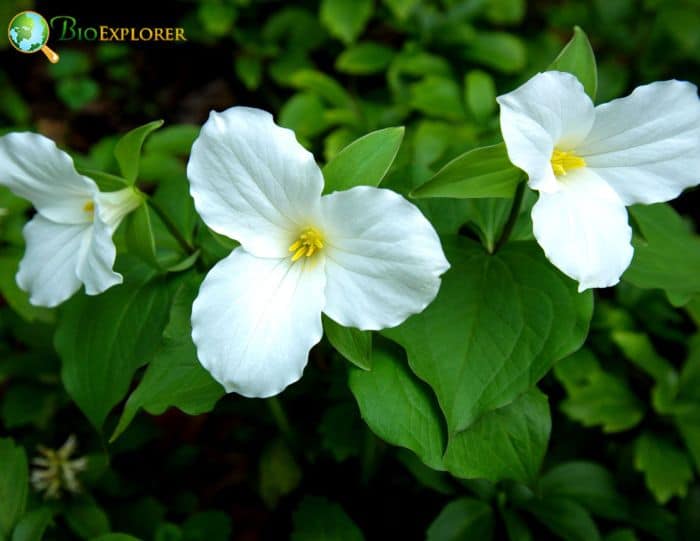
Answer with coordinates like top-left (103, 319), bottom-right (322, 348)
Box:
top-left (550, 149), bottom-right (586, 177)
top-left (289, 227), bottom-right (324, 263)
top-left (83, 201), bottom-right (94, 214)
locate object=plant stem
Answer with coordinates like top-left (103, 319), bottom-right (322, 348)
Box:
top-left (267, 396), bottom-right (297, 448)
top-left (493, 180), bottom-right (526, 253)
top-left (147, 198), bottom-right (195, 255)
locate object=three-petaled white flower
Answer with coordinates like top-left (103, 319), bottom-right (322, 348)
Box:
top-left (187, 107), bottom-right (449, 397)
top-left (497, 71), bottom-right (700, 291)
top-left (0, 133), bottom-right (142, 307)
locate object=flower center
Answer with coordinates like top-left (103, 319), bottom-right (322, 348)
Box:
top-left (289, 227), bottom-right (324, 262)
top-left (83, 200), bottom-right (94, 215)
top-left (550, 149), bottom-right (586, 177)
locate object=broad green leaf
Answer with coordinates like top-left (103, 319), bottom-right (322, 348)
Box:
top-left (322, 127), bottom-right (404, 193)
top-left (64, 500), bottom-right (110, 540)
top-left (410, 144), bottom-right (522, 199)
top-left (384, 237), bottom-right (592, 435)
top-left (349, 348), bottom-right (446, 470)
top-left (611, 331), bottom-right (675, 382)
top-left (235, 55), bottom-right (263, 90)
top-left (112, 275), bottom-right (224, 441)
top-left (279, 92), bottom-right (328, 138)
top-left (443, 389), bottom-right (550, 483)
top-left (56, 275), bottom-right (177, 429)
top-left (549, 26), bottom-right (597, 99)
top-left (426, 498), bottom-right (493, 541)
top-left (144, 124), bottom-right (199, 156)
top-left (320, 0), bottom-right (373, 44)
top-left (0, 438), bottom-right (28, 539)
top-left (464, 70), bottom-right (496, 121)
top-left (634, 433), bottom-right (693, 504)
top-left (289, 70), bottom-right (353, 108)
top-left (624, 204), bottom-right (700, 303)
top-left (554, 349), bottom-right (645, 432)
top-left (114, 119), bottom-right (164, 184)
top-left (539, 462), bottom-right (628, 520)
top-left (464, 32), bottom-right (526, 73)
top-left (324, 316), bottom-right (372, 370)
top-left (410, 76), bottom-right (465, 120)
top-left (125, 203), bottom-right (159, 268)
top-left (524, 498), bottom-right (600, 541)
top-left (80, 170), bottom-right (128, 192)
top-left (336, 42), bottom-right (394, 75)
top-left (396, 449), bottom-right (455, 495)
top-left (56, 77), bottom-right (99, 110)
top-left (0, 251), bottom-right (53, 323)
top-left (501, 509), bottom-right (532, 541)
top-left (11, 508), bottom-right (53, 541)
top-left (291, 496), bottom-right (364, 541)
top-left (259, 438), bottom-right (302, 508)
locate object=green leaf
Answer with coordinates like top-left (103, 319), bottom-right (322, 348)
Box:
top-left (322, 127), bottom-right (404, 193)
top-left (464, 32), bottom-right (526, 74)
top-left (604, 530), bottom-right (639, 541)
top-left (524, 498), bottom-right (601, 541)
top-left (443, 389), bottom-right (551, 483)
top-left (485, 0), bottom-right (526, 24)
top-left (624, 204), bottom-right (700, 302)
top-left (56, 77), bottom-right (99, 110)
top-left (291, 496), bottom-right (364, 541)
top-left (501, 509), bottom-right (532, 541)
top-left (324, 316), bottom-right (372, 370)
top-left (11, 508), bottom-right (53, 541)
top-left (114, 119), bottom-right (165, 184)
top-left (336, 42), bottom-right (394, 75)
top-left (548, 26), bottom-right (597, 99)
top-left (0, 251), bottom-right (53, 323)
top-left (539, 462), bottom-right (628, 520)
top-left (235, 55), bottom-right (263, 90)
top-left (554, 349), bottom-right (645, 433)
top-left (0, 438), bottom-right (28, 539)
top-left (410, 144), bottom-right (522, 199)
top-left (56, 275), bottom-right (177, 429)
top-left (634, 433), bottom-right (693, 504)
top-left (80, 170), bottom-right (129, 192)
top-left (144, 124), bottom-right (199, 156)
top-left (410, 76), bottom-right (465, 120)
top-left (111, 275), bottom-right (224, 441)
top-left (64, 500), bottom-right (110, 540)
top-left (1, 383), bottom-right (56, 429)
top-left (384, 0), bottom-right (419, 20)
top-left (259, 438), bottom-right (302, 508)
top-left (464, 70), bottom-right (496, 122)
top-left (611, 331), bottom-right (676, 382)
top-left (426, 498), bottom-right (493, 541)
top-left (289, 70), bottom-right (353, 109)
top-left (384, 237), bottom-right (592, 435)
top-left (320, 403), bottom-right (364, 462)
top-left (349, 347), bottom-right (446, 470)
top-left (320, 0), bottom-right (373, 44)
top-left (125, 203), bottom-right (159, 268)
top-left (279, 92), bottom-right (328, 138)
top-left (182, 511), bottom-right (232, 541)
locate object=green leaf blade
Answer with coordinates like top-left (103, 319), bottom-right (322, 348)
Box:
top-left (114, 119), bottom-right (164, 184)
top-left (549, 26), bottom-right (597, 99)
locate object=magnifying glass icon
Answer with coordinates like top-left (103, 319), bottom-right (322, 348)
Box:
top-left (8, 11), bottom-right (60, 63)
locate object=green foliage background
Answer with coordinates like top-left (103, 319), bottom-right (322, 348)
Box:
top-left (1, 0), bottom-right (700, 540)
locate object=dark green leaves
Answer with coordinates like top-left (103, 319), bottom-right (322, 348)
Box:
top-left (291, 497), bottom-right (364, 541)
top-left (0, 438), bottom-right (28, 539)
top-left (549, 26), bottom-right (597, 99)
top-left (319, 0), bottom-right (373, 44)
top-left (634, 433), bottom-right (693, 504)
top-left (322, 127), bottom-right (404, 193)
top-left (56, 276), bottom-right (177, 429)
top-left (411, 144), bottom-right (522, 199)
top-left (427, 498), bottom-right (493, 541)
top-left (114, 120), bottom-right (164, 184)
top-left (324, 316), bottom-right (372, 370)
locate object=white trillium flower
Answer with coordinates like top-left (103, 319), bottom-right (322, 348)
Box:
top-left (187, 107), bottom-right (449, 398)
top-left (0, 133), bottom-right (142, 307)
top-left (497, 71), bottom-right (700, 291)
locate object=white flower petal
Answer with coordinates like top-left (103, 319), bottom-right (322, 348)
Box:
top-left (319, 186), bottom-right (449, 330)
top-left (0, 133), bottom-right (97, 224)
top-left (578, 80), bottom-right (700, 205)
top-left (531, 168), bottom-right (633, 292)
top-left (191, 247), bottom-right (326, 397)
top-left (76, 214), bottom-right (122, 296)
top-left (95, 188), bottom-right (142, 233)
top-left (497, 71), bottom-right (595, 192)
top-left (187, 107), bottom-right (324, 257)
top-left (16, 215), bottom-right (86, 307)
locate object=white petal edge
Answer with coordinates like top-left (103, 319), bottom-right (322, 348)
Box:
top-left (0, 133), bottom-right (97, 224)
top-left (95, 187), bottom-right (143, 233)
top-left (191, 247), bottom-right (326, 397)
top-left (76, 214), bottom-right (122, 296)
top-left (16, 215), bottom-right (86, 307)
top-left (497, 71), bottom-right (595, 193)
top-left (187, 107), bottom-right (324, 258)
top-left (577, 80), bottom-right (700, 205)
top-left (531, 168), bottom-right (633, 292)
top-left (319, 186), bottom-right (450, 331)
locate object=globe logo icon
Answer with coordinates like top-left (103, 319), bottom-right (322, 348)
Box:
top-left (8, 11), bottom-right (60, 63)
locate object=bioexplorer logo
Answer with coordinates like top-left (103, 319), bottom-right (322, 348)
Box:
top-left (8, 11), bottom-right (187, 64)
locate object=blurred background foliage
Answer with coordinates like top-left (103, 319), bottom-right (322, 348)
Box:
top-left (1, 0), bottom-right (700, 540)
